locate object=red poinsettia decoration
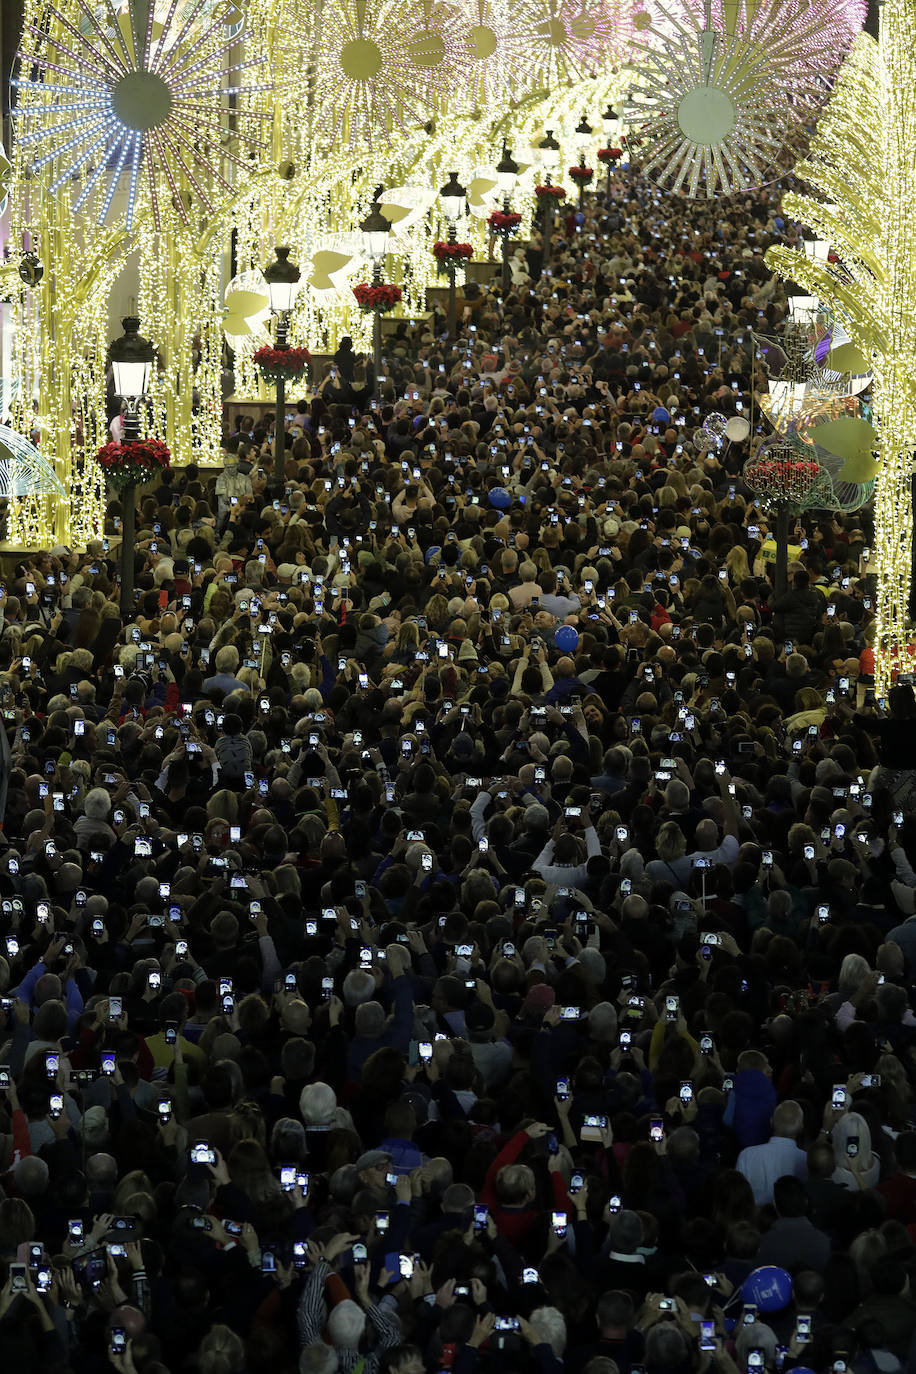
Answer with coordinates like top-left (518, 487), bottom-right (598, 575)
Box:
top-left (535, 184), bottom-right (567, 199)
top-left (96, 437), bottom-right (171, 492)
top-left (252, 344), bottom-right (311, 383)
top-left (352, 282), bottom-right (403, 314)
top-left (744, 458), bottom-right (822, 506)
top-left (569, 164), bottom-right (594, 182)
top-left (488, 210), bottom-right (522, 234)
top-left (597, 147), bottom-right (623, 162)
top-left (433, 241), bottom-right (473, 261)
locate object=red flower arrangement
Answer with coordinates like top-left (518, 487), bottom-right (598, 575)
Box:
top-left (569, 164), bottom-right (594, 182)
top-left (744, 458), bottom-right (822, 506)
top-left (252, 344), bottom-right (311, 384)
top-left (488, 210), bottom-right (522, 235)
top-left (433, 240), bottom-right (473, 261)
top-left (535, 184), bottom-right (567, 199)
top-left (352, 282), bottom-right (403, 314)
top-left (597, 147), bottom-right (623, 162)
top-left (433, 242), bottom-right (473, 276)
top-left (96, 437), bottom-right (171, 492)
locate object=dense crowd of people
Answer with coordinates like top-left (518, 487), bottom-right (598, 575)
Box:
top-left (0, 166), bottom-right (913, 1374)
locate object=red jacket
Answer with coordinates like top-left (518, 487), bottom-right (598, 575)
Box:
top-left (480, 1128), bottom-right (570, 1247)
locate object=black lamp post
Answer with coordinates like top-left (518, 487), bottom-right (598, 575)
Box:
top-left (263, 246), bottom-right (301, 483)
top-left (439, 170), bottom-right (467, 340)
top-left (108, 316), bottom-right (155, 619)
top-left (495, 140), bottom-right (519, 295)
top-left (574, 112), bottom-right (593, 207)
top-left (538, 130), bottom-right (560, 274)
top-left (601, 105), bottom-right (621, 194)
top-left (360, 198), bottom-right (391, 391)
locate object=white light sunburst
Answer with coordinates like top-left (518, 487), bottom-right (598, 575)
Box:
top-left (13, 0), bottom-right (270, 232)
top-left (624, 0), bottom-right (864, 198)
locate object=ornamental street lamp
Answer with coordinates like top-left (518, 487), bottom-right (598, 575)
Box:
top-left (495, 140), bottom-right (519, 294)
top-left (537, 130), bottom-right (561, 274)
top-left (109, 315), bottom-right (155, 618)
top-left (263, 246), bottom-right (302, 483)
top-left (439, 170), bottom-right (467, 340)
top-left (360, 198), bottom-right (391, 389)
top-left (575, 112), bottom-right (593, 158)
top-left (601, 105), bottom-right (621, 193)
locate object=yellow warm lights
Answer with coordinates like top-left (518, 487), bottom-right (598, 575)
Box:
top-left (765, 2), bottom-right (916, 697)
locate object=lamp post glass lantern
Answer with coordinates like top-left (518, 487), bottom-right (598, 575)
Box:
top-left (109, 315), bottom-right (156, 617)
top-left (360, 199), bottom-right (391, 389)
top-left (440, 171), bottom-right (467, 340)
top-left (263, 245), bottom-right (302, 482)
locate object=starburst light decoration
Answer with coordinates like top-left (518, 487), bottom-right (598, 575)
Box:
top-left (456, 0), bottom-right (531, 108)
top-left (560, 0), bottom-right (637, 66)
top-left (0, 428), bottom-right (68, 501)
top-left (12, 0), bottom-right (270, 232)
top-left (314, 0), bottom-right (448, 146)
top-left (623, 0), bottom-right (864, 197)
top-left (511, 0), bottom-right (593, 87)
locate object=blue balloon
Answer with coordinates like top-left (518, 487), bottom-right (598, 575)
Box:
top-left (489, 487), bottom-right (511, 510)
top-left (555, 625), bottom-right (580, 652)
top-left (741, 1266), bottom-right (792, 1312)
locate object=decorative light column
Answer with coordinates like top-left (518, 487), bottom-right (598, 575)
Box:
top-left (438, 171), bottom-right (469, 340)
top-left (359, 198), bottom-right (392, 390)
top-left (263, 247), bottom-right (302, 483)
top-left (108, 317), bottom-right (155, 619)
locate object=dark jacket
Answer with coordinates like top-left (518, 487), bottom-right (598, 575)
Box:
top-left (771, 586), bottom-right (823, 643)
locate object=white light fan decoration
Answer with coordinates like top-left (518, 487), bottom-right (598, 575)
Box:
top-left (305, 235), bottom-right (363, 299)
top-left (222, 272), bottom-right (271, 354)
top-left (0, 427), bottom-right (68, 501)
top-left (622, 0), bottom-right (864, 197)
top-left (379, 184), bottom-right (440, 236)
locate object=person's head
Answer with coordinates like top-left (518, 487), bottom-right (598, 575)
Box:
top-left (771, 1100), bottom-right (804, 1140)
top-left (495, 1163), bottom-right (536, 1206)
top-left (299, 1345), bottom-right (339, 1374)
top-left (607, 1209), bottom-right (642, 1256)
top-left (832, 1111), bottom-right (872, 1168)
top-left (596, 1291), bottom-right (635, 1335)
top-left (327, 1299), bottom-right (366, 1349)
top-left (198, 1324), bottom-right (246, 1374)
top-left (529, 1307), bottom-right (567, 1357)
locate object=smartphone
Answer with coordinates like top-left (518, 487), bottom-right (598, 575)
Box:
top-left (700, 1320), bottom-right (716, 1351)
top-left (551, 1210), bottom-right (568, 1237)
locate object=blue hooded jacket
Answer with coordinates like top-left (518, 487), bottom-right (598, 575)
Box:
top-left (722, 1067), bottom-right (777, 1147)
